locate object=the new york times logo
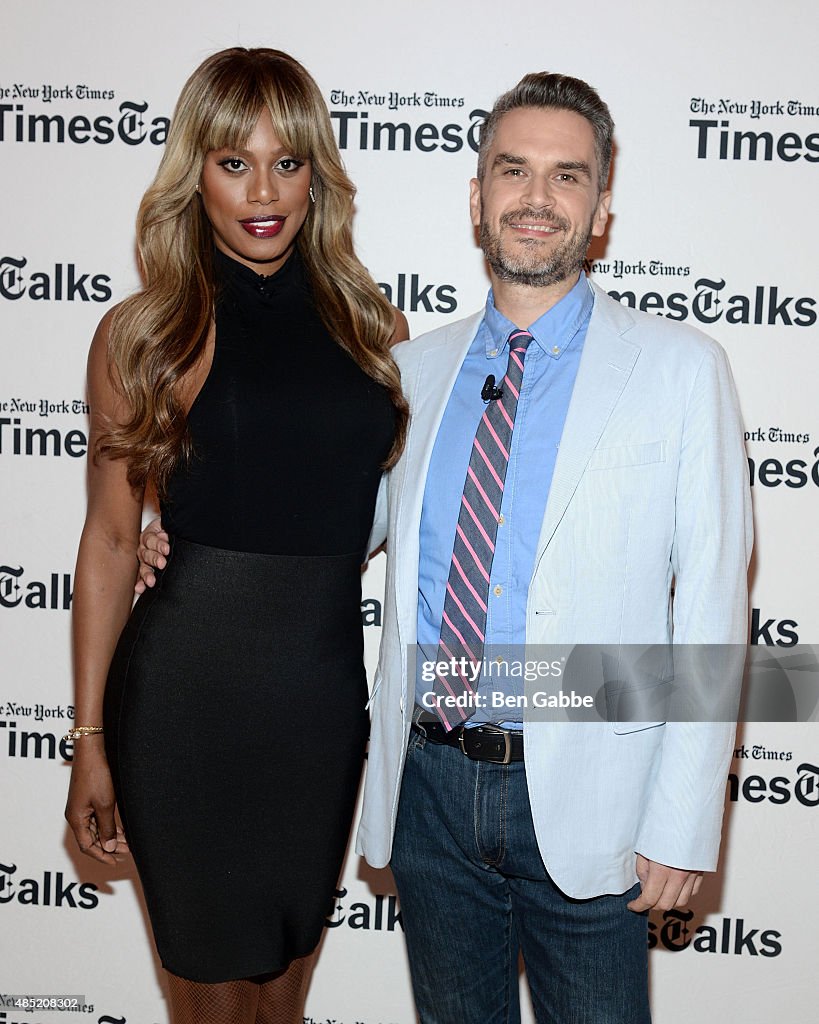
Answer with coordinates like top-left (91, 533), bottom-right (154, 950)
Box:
top-left (330, 107), bottom-right (487, 154)
top-left (606, 277), bottom-right (815, 327)
top-left (0, 860), bottom-right (99, 909)
top-left (734, 742), bottom-right (793, 762)
top-left (0, 81), bottom-right (113, 102)
top-left (0, 101), bottom-right (168, 145)
top-left (688, 95), bottom-right (819, 161)
top-left (727, 762), bottom-right (819, 807)
top-left (331, 88), bottom-right (466, 111)
top-left (2, 397), bottom-right (89, 417)
top-left (649, 909), bottom-right (782, 956)
top-left (690, 119), bottom-right (819, 162)
top-left (0, 256), bottom-right (111, 302)
top-left (0, 564), bottom-right (73, 609)
top-left (744, 431), bottom-right (819, 490)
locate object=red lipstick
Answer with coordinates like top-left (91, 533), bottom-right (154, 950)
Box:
top-left (239, 215), bottom-right (285, 238)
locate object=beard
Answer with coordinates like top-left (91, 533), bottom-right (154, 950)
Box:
top-left (480, 207), bottom-right (593, 288)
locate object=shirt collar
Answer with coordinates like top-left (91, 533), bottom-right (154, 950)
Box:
top-left (479, 273), bottom-right (595, 361)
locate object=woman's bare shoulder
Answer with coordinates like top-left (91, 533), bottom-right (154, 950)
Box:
top-left (87, 303), bottom-right (127, 408)
top-left (390, 307), bottom-right (410, 347)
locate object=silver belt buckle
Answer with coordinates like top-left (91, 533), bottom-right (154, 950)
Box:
top-left (457, 727), bottom-right (469, 757)
top-left (473, 724), bottom-right (514, 764)
top-left (493, 727), bottom-right (513, 765)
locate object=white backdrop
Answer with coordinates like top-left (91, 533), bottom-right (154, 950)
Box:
top-left (2, 1), bottom-right (817, 1022)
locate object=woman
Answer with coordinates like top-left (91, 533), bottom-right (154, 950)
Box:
top-left (65, 47), bottom-right (408, 1024)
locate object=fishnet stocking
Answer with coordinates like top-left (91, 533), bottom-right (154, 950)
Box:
top-left (165, 955), bottom-right (314, 1024)
top-left (255, 954), bottom-right (315, 1024)
top-left (166, 975), bottom-right (259, 1024)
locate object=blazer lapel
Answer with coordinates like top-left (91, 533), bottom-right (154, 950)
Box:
top-left (393, 313), bottom-right (484, 640)
top-left (534, 288), bottom-right (641, 562)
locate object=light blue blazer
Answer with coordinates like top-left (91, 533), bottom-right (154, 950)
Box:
top-left (356, 283), bottom-right (753, 898)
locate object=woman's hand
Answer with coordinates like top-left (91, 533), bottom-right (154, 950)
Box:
top-left (65, 738), bottom-right (129, 865)
top-left (134, 517), bottom-right (171, 594)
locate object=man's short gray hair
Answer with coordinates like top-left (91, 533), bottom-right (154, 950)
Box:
top-left (477, 73), bottom-right (614, 192)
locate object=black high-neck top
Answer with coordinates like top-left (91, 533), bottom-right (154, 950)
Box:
top-left (161, 249), bottom-right (396, 556)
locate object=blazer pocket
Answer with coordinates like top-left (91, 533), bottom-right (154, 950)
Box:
top-left (603, 668), bottom-right (670, 735)
top-left (588, 440), bottom-right (667, 471)
top-left (612, 720), bottom-right (666, 735)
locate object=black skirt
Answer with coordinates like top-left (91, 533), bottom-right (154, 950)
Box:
top-left (103, 538), bottom-right (369, 982)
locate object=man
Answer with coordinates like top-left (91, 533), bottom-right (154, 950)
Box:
top-left (356, 73), bottom-right (751, 1023)
top-left (139, 73), bottom-right (751, 1023)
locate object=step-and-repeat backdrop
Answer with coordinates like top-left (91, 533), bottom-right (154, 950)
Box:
top-left (2, 1), bottom-right (817, 1022)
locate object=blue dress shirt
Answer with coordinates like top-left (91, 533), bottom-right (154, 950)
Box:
top-left (416, 273), bottom-right (595, 724)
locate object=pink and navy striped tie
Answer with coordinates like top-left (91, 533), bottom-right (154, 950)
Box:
top-left (431, 328), bottom-right (533, 730)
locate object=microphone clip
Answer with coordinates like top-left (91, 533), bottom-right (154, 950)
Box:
top-left (481, 374), bottom-right (504, 402)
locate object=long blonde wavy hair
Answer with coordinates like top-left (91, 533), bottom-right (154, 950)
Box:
top-left (100, 47), bottom-right (408, 497)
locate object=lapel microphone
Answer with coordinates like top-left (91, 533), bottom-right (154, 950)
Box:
top-left (481, 374), bottom-right (504, 402)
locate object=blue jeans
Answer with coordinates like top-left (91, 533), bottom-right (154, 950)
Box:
top-left (390, 728), bottom-right (651, 1024)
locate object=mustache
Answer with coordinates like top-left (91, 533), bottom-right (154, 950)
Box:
top-left (499, 208), bottom-right (569, 231)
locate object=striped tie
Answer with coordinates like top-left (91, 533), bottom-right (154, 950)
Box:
top-left (431, 329), bottom-right (533, 730)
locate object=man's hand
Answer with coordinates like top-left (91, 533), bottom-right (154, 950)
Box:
top-left (627, 854), bottom-right (703, 912)
top-left (134, 516), bottom-right (170, 594)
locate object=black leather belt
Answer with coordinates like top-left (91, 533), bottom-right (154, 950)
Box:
top-left (412, 720), bottom-right (524, 764)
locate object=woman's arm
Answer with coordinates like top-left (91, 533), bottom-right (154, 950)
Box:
top-left (65, 310), bottom-right (144, 864)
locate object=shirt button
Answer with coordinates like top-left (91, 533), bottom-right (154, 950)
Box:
top-left (495, 656), bottom-right (504, 665)
top-left (552, 345), bottom-right (560, 355)
top-left (489, 349), bottom-right (498, 357)
top-left (493, 585), bottom-right (503, 596)
top-left (498, 514), bottom-right (505, 525)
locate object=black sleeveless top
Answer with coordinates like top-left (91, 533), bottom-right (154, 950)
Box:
top-left (161, 248), bottom-right (396, 556)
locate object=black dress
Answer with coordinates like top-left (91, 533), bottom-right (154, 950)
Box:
top-left (103, 248), bottom-right (395, 982)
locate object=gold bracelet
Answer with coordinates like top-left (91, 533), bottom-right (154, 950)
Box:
top-left (63, 726), bottom-right (105, 741)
